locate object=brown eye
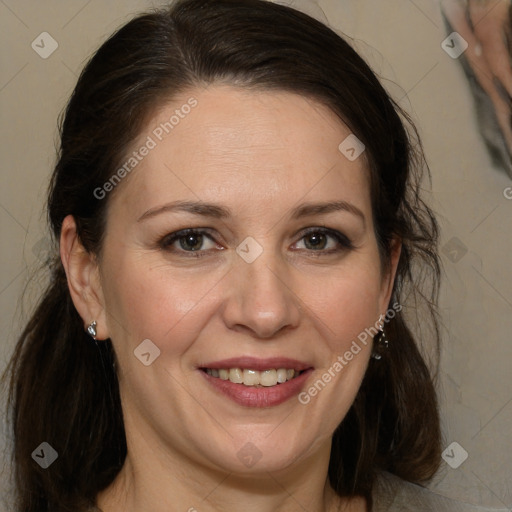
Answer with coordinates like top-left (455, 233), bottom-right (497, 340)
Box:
top-left (160, 229), bottom-right (220, 255)
top-left (294, 228), bottom-right (354, 253)
top-left (178, 233), bottom-right (204, 251)
top-left (303, 232), bottom-right (328, 250)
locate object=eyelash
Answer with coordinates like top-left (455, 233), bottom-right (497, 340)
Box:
top-left (158, 227), bottom-right (354, 258)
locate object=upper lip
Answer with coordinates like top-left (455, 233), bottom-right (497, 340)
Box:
top-left (199, 357), bottom-right (313, 372)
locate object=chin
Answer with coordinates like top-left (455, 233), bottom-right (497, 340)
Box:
top-left (195, 428), bottom-right (321, 476)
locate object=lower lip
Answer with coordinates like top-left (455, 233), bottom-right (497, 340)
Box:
top-left (200, 369), bottom-right (313, 408)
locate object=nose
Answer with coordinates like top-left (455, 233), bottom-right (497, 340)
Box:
top-left (221, 251), bottom-right (302, 339)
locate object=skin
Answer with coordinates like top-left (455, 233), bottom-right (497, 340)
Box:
top-left (60, 84), bottom-right (401, 512)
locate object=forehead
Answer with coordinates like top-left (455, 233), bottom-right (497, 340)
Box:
top-left (109, 85), bottom-right (371, 220)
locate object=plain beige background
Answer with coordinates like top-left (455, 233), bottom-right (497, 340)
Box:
top-left (1, 0), bottom-right (511, 510)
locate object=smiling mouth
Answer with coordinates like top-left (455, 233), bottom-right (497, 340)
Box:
top-left (201, 368), bottom-right (306, 387)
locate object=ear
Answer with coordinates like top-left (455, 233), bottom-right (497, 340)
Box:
top-left (378, 237), bottom-right (402, 314)
top-left (60, 214), bottom-right (109, 340)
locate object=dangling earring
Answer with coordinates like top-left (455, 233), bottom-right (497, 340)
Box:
top-left (371, 319), bottom-right (388, 360)
top-left (87, 321), bottom-right (97, 340)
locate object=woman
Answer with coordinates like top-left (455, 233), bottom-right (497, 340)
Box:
top-left (4, 0), bottom-right (467, 510)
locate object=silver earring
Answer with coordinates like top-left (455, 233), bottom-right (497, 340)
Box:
top-left (87, 321), bottom-right (97, 340)
top-left (371, 327), bottom-right (388, 360)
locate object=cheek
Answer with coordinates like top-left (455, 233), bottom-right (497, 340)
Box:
top-left (296, 270), bottom-right (381, 432)
top-left (100, 250), bottom-right (223, 361)
top-left (294, 257), bottom-right (383, 416)
top-left (303, 260), bottom-right (383, 345)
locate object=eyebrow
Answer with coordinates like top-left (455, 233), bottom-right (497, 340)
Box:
top-left (137, 200), bottom-right (230, 222)
top-left (291, 200), bottom-right (365, 225)
top-left (137, 199), bottom-right (365, 225)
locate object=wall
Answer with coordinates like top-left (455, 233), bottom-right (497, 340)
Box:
top-left (1, 0), bottom-right (510, 509)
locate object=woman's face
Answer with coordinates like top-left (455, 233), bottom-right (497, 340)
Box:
top-left (94, 84), bottom-right (399, 475)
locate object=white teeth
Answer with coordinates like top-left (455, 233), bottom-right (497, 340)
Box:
top-left (243, 369), bottom-right (260, 386)
top-left (260, 369), bottom-right (277, 387)
top-left (206, 367), bottom-right (300, 387)
top-left (276, 368), bottom-right (288, 383)
top-left (229, 368), bottom-right (243, 384)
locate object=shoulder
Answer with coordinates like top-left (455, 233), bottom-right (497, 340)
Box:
top-left (372, 471), bottom-right (507, 512)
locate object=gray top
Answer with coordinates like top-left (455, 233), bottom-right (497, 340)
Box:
top-left (373, 472), bottom-right (508, 512)
top-left (84, 472), bottom-right (506, 512)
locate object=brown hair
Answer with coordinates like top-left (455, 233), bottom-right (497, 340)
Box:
top-left (3, 0), bottom-right (441, 510)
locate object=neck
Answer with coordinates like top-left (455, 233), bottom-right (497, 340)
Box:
top-left (95, 424), bottom-right (364, 512)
